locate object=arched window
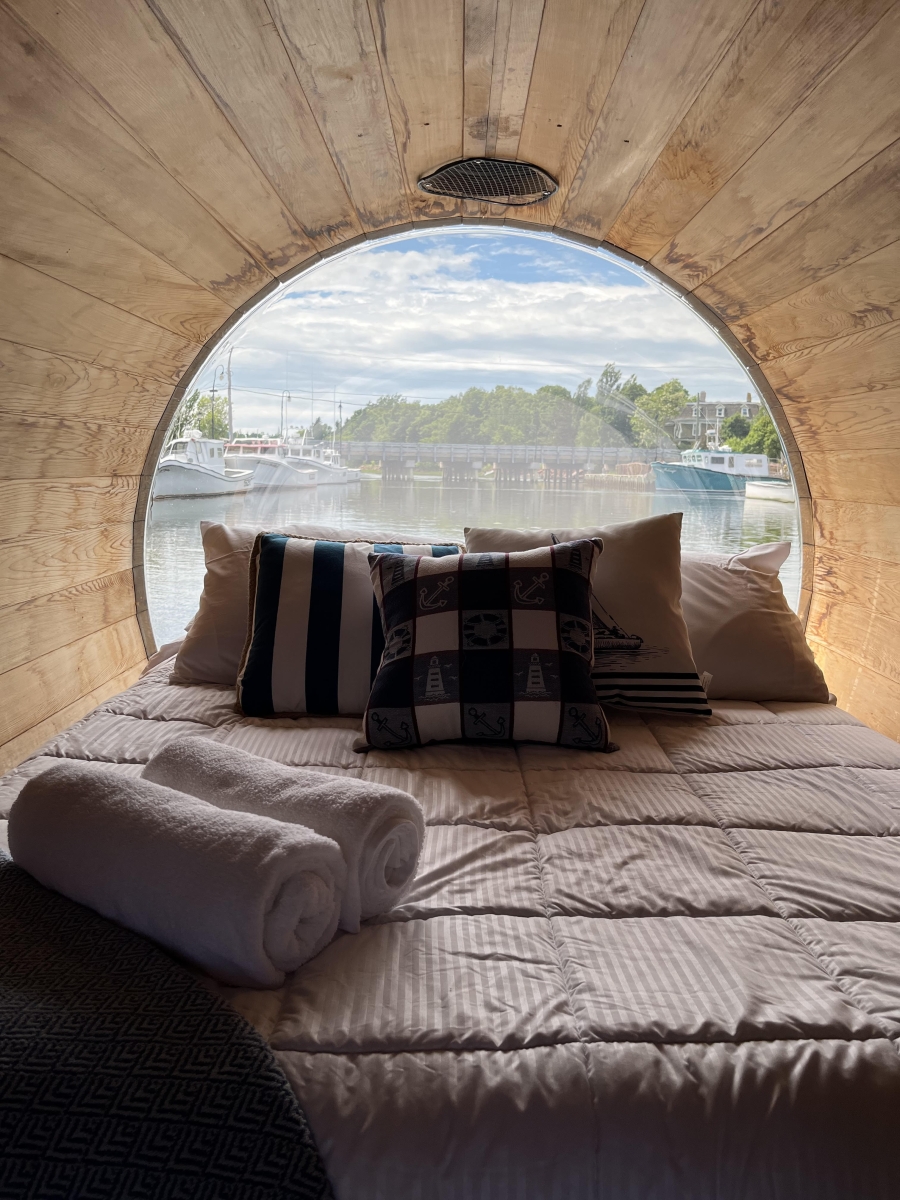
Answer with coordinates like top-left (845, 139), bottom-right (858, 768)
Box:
top-left (146, 228), bottom-right (799, 645)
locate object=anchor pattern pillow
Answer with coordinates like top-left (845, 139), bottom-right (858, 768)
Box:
top-left (364, 539), bottom-right (612, 751)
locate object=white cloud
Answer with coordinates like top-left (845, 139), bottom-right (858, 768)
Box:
top-left (190, 229), bottom-right (756, 431)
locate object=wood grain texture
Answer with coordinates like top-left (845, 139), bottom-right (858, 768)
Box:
top-left (0, 340), bottom-right (170, 427)
top-left (0, 524), bottom-right (132, 609)
top-left (0, 3), bottom-right (268, 307)
top-left (803, 451), bottom-right (900, 507)
top-left (0, 414), bottom-right (153, 480)
top-left (0, 569), bottom-right (135, 675)
top-left (607, 0), bottom-right (891, 260)
top-left (0, 617), bottom-right (146, 750)
top-left (0, 477), bottom-right (141, 540)
top-left (368, 0), bottom-right (464, 219)
top-left (0, 151), bottom-right (232, 345)
top-left (764, 320), bottom-right (900, 404)
top-left (656, 6), bottom-right (900, 288)
top-left (0, 255), bottom-right (194, 387)
top-left (464, 0), bottom-right (499, 158)
top-left (0, 662), bottom-right (144, 776)
top-left (807, 641), bottom-right (900, 740)
top-left (268, 0), bottom-right (410, 231)
top-left (517, 0), bottom-right (644, 224)
top-left (8, 0), bottom-right (318, 274)
top-left (695, 138), bottom-right (900, 322)
top-left (813, 501), bottom-right (900, 567)
top-left (733, 241), bottom-right (900, 362)
top-left (789, 389), bottom-right (900, 454)
top-left (560, 0), bottom-right (758, 241)
top-left (489, 0), bottom-right (544, 160)
top-left (808, 593), bottom-right (900, 688)
top-left (814, 553), bottom-right (900, 620)
top-left (147, 0), bottom-right (362, 249)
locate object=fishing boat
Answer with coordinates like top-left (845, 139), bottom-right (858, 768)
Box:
top-left (224, 441), bottom-right (317, 489)
top-left (745, 479), bottom-right (795, 503)
top-left (284, 438), bottom-right (361, 484)
top-left (652, 449), bottom-right (771, 495)
top-left (153, 435), bottom-right (254, 498)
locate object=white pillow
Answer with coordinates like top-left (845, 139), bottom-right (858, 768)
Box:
top-left (171, 522), bottom-right (462, 686)
top-left (465, 514), bottom-right (710, 716)
top-left (681, 542), bottom-right (828, 702)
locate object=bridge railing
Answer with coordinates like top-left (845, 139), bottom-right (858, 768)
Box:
top-left (342, 442), bottom-right (675, 466)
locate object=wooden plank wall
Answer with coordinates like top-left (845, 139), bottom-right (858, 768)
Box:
top-left (0, 0), bottom-right (897, 770)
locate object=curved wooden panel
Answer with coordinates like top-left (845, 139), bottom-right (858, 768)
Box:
top-left (1, 0), bottom-right (897, 768)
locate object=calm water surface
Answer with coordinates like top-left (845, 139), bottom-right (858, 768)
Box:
top-left (145, 478), bottom-right (801, 645)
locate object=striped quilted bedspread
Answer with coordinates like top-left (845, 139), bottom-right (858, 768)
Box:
top-left (2, 658), bottom-right (900, 1198)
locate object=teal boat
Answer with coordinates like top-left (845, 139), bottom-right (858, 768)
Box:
top-left (652, 450), bottom-right (771, 495)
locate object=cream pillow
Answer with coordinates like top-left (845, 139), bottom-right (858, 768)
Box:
top-left (171, 522), bottom-right (462, 686)
top-left (681, 542), bottom-right (828, 702)
top-left (465, 514), bottom-right (710, 716)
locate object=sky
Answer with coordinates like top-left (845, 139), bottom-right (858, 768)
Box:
top-left (189, 228), bottom-right (758, 435)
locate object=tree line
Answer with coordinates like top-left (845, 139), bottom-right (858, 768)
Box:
top-left (340, 366), bottom-right (692, 448)
top-left (169, 367), bottom-right (780, 457)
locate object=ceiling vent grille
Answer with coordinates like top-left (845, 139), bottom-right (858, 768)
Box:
top-left (417, 158), bottom-right (557, 206)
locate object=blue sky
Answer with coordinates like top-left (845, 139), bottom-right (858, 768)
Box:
top-left (191, 228), bottom-right (758, 434)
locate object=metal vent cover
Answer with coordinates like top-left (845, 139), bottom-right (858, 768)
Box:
top-left (418, 158), bottom-right (557, 206)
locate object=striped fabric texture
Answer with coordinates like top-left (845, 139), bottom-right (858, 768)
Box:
top-left (464, 517), bottom-right (712, 717)
top-left (364, 540), bottom-right (612, 751)
top-left (237, 536), bottom-right (459, 717)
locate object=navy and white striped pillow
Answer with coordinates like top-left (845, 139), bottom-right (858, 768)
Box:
top-left (237, 535), bottom-right (459, 717)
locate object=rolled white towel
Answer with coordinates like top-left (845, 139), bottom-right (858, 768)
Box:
top-left (144, 738), bottom-right (424, 933)
top-left (8, 760), bottom-right (346, 988)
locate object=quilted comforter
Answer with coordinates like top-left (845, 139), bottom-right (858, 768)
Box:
top-left (2, 659), bottom-right (900, 1199)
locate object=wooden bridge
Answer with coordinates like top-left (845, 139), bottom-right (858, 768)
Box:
top-left (341, 442), bottom-right (674, 483)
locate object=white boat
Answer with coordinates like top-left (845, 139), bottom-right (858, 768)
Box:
top-left (225, 441), bottom-right (317, 489)
top-left (745, 479), bottom-right (795, 503)
top-left (153, 436), bottom-right (254, 498)
top-left (284, 438), bottom-right (361, 484)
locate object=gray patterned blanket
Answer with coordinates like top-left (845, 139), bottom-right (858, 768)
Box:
top-left (0, 854), bottom-right (332, 1200)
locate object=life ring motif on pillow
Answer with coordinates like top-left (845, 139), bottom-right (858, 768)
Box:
top-left (463, 612), bottom-right (509, 648)
top-left (559, 616), bottom-right (592, 659)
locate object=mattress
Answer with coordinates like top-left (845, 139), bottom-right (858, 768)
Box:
top-left (2, 660), bottom-right (900, 1199)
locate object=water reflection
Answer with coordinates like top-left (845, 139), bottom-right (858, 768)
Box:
top-left (145, 479), bottom-right (800, 645)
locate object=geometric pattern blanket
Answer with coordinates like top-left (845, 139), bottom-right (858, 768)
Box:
top-left (0, 854), bottom-right (332, 1200)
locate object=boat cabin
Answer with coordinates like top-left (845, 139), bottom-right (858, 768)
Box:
top-left (1, 1), bottom-right (898, 1196)
top-left (681, 450), bottom-right (770, 477)
top-left (164, 437), bottom-right (227, 466)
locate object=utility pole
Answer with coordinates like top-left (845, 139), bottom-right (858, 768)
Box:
top-left (210, 374), bottom-right (218, 441)
top-left (226, 345), bottom-right (234, 441)
top-left (280, 391), bottom-right (291, 441)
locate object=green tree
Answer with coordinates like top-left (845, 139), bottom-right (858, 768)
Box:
top-left (719, 414), bottom-right (751, 445)
top-left (730, 410), bottom-right (782, 459)
top-left (170, 389), bottom-right (230, 440)
top-left (592, 365), bottom-right (637, 445)
top-left (631, 379), bottom-right (690, 447)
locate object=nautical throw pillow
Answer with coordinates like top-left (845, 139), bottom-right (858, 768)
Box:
top-left (363, 540), bottom-right (612, 750)
top-left (465, 515), bottom-right (711, 716)
top-left (172, 521), bottom-right (462, 687)
top-left (237, 535), bottom-right (460, 717)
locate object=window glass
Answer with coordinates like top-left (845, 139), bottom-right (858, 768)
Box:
top-left (146, 228), bottom-right (800, 643)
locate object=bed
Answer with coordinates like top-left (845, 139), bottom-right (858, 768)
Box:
top-left (2, 657), bottom-right (899, 1198)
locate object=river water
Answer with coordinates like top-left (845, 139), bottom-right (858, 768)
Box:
top-left (144, 477), bottom-right (801, 646)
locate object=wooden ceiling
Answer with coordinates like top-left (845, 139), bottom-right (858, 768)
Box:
top-left (1, 0), bottom-right (898, 768)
